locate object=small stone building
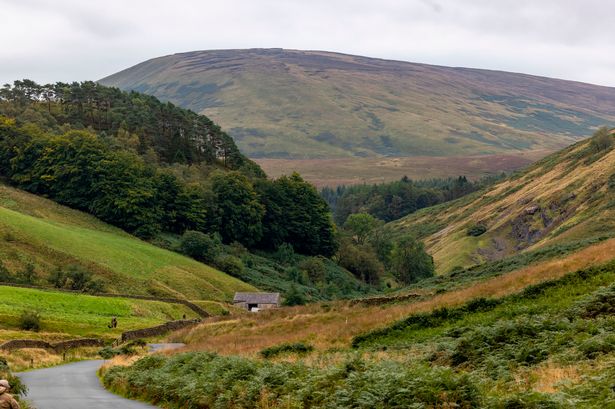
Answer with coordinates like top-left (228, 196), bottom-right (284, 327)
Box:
top-left (233, 292), bottom-right (280, 311)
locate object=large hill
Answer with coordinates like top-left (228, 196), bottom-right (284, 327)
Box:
top-left (388, 128), bottom-right (615, 273)
top-left (100, 49), bottom-right (615, 165)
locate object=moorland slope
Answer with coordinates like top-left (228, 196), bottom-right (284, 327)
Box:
top-left (101, 49), bottom-right (615, 161)
top-left (389, 129), bottom-right (615, 273)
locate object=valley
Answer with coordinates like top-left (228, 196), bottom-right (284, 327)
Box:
top-left (4, 2), bottom-right (615, 408)
top-left (0, 72), bottom-right (613, 409)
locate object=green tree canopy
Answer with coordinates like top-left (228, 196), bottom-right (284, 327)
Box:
top-left (391, 235), bottom-right (435, 284)
top-left (211, 172), bottom-right (265, 247)
top-left (256, 172), bottom-right (337, 257)
top-left (343, 213), bottom-right (383, 245)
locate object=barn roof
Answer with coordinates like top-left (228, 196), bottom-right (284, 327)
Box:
top-left (233, 292), bottom-right (281, 304)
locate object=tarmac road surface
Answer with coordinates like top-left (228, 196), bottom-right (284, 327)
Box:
top-left (17, 343), bottom-right (185, 408)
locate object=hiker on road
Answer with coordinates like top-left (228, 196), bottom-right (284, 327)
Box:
top-left (0, 380), bottom-right (20, 409)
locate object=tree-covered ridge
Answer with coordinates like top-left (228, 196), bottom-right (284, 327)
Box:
top-left (322, 175), bottom-right (501, 224)
top-left (0, 79), bottom-right (262, 175)
top-left (0, 117), bottom-right (337, 257)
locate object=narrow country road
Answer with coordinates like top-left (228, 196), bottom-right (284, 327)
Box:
top-left (17, 343), bottom-right (185, 409)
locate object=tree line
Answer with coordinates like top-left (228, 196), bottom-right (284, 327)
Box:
top-left (322, 174), bottom-right (503, 225)
top-left (0, 80), bottom-right (262, 175)
top-left (0, 116), bottom-right (336, 256)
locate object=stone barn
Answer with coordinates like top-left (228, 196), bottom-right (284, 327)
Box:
top-left (233, 292), bottom-right (280, 311)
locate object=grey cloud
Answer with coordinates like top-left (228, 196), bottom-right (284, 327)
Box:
top-left (0, 0), bottom-right (614, 86)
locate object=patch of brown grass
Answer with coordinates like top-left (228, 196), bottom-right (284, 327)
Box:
top-left (178, 239), bottom-right (615, 357)
top-left (4, 347), bottom-right (101, 372)
top-left (256, 153), bottom-right (543, 188)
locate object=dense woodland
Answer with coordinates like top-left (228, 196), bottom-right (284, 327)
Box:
top-left (0, 81), bottom-right (335, 256)
top-left (0, 79), bottom-right (261, 172)
top-left (323, 175), bottom-right (502, 224)
top-left (0, 80), bottom-right (443, 298)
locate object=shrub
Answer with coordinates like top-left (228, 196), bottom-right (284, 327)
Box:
top-left (16, 263), bottom-right (37, 285)
top-left (391, 235), bottom-right (434, 284)
top-left (102, 353), bottom-right (481, 409)
top-left (99, 345), bottom-right (138, 359)
top-left (283, 285), bottom-right (307, 306)
top-left (467, 224), bottom-right (487, 237)
top-left (579, 334), bottom-right (615, 359)
top-left (214, 255), bottom-right (244, 278)
top-left (336, 238), bottom-right (383, 285)
top-left (48, 268), bottom-right (68, 288)
top-left (19, 310), bottom-right (41, 331)
top-left (260, 342), bottom-right (314, 359)
top-left (48, 264), bottom-right (105, 293)
top-left (272, 242), bottom-right (296, 265)
top-left (99, 346), bottom-right (119, 359)
top-left (0, 261), bottom-right (12, 282)
top-left (589, 127), bottom-right (613, 152)
top-left (571, 284), bottom-right (615, 318)
top-left (179, 230), bottom-right (222, 263)
top-left (298, 257), bottom-right (327, 282)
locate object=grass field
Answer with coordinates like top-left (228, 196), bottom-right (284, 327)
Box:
top-left (0, 184), bottom-right (255, 300)
top-left (0, 285), bottom-right (196, 342)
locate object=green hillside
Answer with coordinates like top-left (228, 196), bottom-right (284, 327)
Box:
top-left (388, 128), bottom-right (615, 273)
top-left (0, 285), bottom-right (196, 341)
top-left (100, 49), bottom-right (615, 161)
top-left (0, 183), bottom-right (255, 300)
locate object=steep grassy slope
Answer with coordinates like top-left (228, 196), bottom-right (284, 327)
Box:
top-left (388, 131), bottom-right (615, 273)
top-left (0, 183), bottom-right (255, 300)
top-left (100, 49), bottom-right (615, 161)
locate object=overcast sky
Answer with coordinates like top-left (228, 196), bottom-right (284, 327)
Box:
top-left (2, 0), bottom-right (614, 87)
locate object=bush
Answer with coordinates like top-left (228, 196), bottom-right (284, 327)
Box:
top-left (0, 261), bottom-right (12, 282)
top-left (48, 264), bottom-right (105, 293)
top-left (19, 310), bottom-right (41, 331)
top-left (467, 224), bottom-right (487, 237)
top-left (48, 268), bottom-right (68, 288)
top-left (283, 285), bottom-right (307, 306)
top-left (214, 255), bottom-right (244, 278)
top-left (336, 239), bottom-right (383, 285)
top-left (571, 284), bottom-right (615, 318)
top-left (391, 235), bottom-right (434, 284)
top-left (102, 353), bottom-right (481, 409)
top-left (272, 242), bottom-right (296, 265)
top-left (589, 127), bottom-right (613, 152)
top-left (260, 342), bottom-right (314, 359)
top-left (298, 257), bottom-right (327, 282)
top-left (579, 334), bottom-right (615, 359)
top-left (179, 230), bottom-right (222, 263)
top-left (99, 344), bottom-right (138, 359)
top-left (16, 263), bottom-right (37, 285)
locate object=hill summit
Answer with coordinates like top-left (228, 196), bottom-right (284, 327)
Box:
top-left (100, 48), bottom-right (615, 160)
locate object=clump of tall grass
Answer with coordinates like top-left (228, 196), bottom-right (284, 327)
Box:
top-left (260, 342), bottom-right (314, 359)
